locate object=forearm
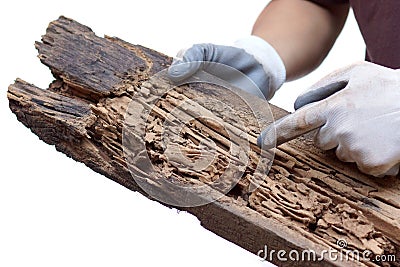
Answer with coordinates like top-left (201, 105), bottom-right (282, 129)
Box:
top-left (252, 0), bottom-right (349, 81)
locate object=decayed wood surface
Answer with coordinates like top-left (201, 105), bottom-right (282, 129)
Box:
top-left (7, 17), bottom-right (400, 266)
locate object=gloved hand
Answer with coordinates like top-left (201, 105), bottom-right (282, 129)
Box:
top-left (168, 36), bottom-right (286, 100)
top-left (258, 61), bottom-right (400, 177)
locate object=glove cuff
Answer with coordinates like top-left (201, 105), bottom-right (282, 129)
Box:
top-left (234, 35), bottom-right (286, 99)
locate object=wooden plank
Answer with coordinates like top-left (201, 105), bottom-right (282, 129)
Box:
top-left (7, 16), bottom-right (400, 266)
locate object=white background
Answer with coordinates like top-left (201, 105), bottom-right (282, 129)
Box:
top-left (0, 1), bottom-right (364, 266)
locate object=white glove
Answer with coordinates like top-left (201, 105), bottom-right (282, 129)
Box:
top-left (258, 61), bottom-right (400, 177)
top-left (168, 36), bottom-right (286, 100)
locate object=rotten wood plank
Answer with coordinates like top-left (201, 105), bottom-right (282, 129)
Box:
top-left (7, 16), bottom-right (400, 266)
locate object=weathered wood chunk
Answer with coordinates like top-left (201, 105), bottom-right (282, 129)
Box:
top-left (7, 16), bottom-right (400, 266)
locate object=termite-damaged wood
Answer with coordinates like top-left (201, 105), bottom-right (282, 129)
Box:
top-left (7, 16), bottom-right (400, 266)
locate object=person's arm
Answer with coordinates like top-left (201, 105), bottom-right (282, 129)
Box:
top-left (252, 0), bottom-right (349, 81)
top-left (168, 0), bottom-right (349, 100)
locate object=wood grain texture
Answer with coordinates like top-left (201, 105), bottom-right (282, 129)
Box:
top-left (7, 17), bottom-right (400, 266)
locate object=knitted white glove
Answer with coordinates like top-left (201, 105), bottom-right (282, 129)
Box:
top-left (258, 61), bottom-right (400, 177)
top-left (168, 36), bottom-right (286, 100)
